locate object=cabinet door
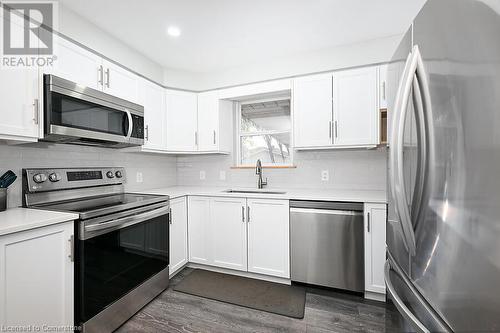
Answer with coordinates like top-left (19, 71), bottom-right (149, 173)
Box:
top-left (0, 221), bottom-right (74, 327)
top-left (333, 66), bottom-right (378, 146)
top-left (197, 91), bottom-right (219, 152)
top-left (0, 11), bottom-right (40, 141)
top-left (0, 68), bottom-right (39, 140)
top-left (293, 74), bottom-right (333, 148)
top-left (141, 80), bottom-right (167, 151)
top-left (247, 199), bottom-right (290, 278)
top-left (210, 197), bottom-right (247, 271)
top-left (51, 36), bottom-right (102, 90)
top-left (364, 203), bottom-right (387, 294)
top-left (188, 196), bottom-right (211, 264)
top-left (170, 197), bottom-right (188, 275)
top-left (166, 90), bottom-right (198, 151)
top-left (102, 60), bottom-right (140, 103)
top-left (379, 65), bottom-right (388, 109)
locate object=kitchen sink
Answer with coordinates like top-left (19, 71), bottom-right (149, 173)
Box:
top-left (222, 189), bottom-right (287, 195)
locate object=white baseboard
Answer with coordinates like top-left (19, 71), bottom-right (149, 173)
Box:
top-left (364, 291), bottom-right (386, 302)
top-left (187, 263), bottom-right (291, 285)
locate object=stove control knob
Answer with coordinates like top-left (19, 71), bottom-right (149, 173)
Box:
top-left (33, 173), bottom-right (48, 184)
top-left (115, 171), bottom-right (123, 178)
top-left (48, 173), bottom-right (61, 182)
top-left (106, 171), bottom-right (115, 178)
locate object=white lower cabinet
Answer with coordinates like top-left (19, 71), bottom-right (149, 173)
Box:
top-left (188, 196), bottom-right (211, 264)
top-left (187, 196), bottom-right (290, 279)
top-left (210, 197), bottom-right (247, 271)
top-left (364, 203), bottom-right (387, 295)
top-left (247, 199), bottom-right (290, 278)
top-left (0, 221), bottom-right (74, 327)
top-left (169, 197), bottom-right (188, 275)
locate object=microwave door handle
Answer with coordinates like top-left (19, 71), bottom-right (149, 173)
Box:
top-left (125, 109), bottom-right (133, 140)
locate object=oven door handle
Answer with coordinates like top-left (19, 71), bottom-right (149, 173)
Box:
top-left (85, 205), bottom-right (169, 233)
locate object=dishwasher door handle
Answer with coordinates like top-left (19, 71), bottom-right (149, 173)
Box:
top-left (290, 207), bottom-right (363, 216)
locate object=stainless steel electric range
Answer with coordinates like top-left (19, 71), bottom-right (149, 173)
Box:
top-left (22, 167), bottom-right (170, 333)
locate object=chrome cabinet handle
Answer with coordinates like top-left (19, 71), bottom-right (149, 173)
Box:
top-left (195, 131), bottom-right (198, 146)
top-left (105, 68), bottom-right (110, 88)
top-left (242, 206), bottom-right (245, 222)
top-left (334, 121), bottom-right (338, 138)
top-left (145, 125), bottom-right (149, 141)
top-left (98, 65), bottom-right (103, 86)
top-left (329, 121), bottom-right (332, 139)
top-left (383, 81), bottom-right (386, 100)
top-left (213, 130), bottom-right (216, 144)
top-left (68, 235), bottom-right (74, 262)
top-left (367, 212), bottom-right (370, 232)
top-left (247, 206), bottom-right (250, 223)
top-left (33, 99), bottom-right (39, 125)
top-left (384, 260), bottom-right (430, 333)
top-left (169, 208), bottom-right (172, 224)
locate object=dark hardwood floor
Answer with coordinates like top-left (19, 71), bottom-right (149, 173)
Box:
top-left (116, 268), bottom-right (404, 333)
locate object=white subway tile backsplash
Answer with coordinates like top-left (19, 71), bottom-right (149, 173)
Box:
top-left (0, 142), bottom-right (177, 208)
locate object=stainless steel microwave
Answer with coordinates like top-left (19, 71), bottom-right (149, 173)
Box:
top-left (43, 74), bottom-right (144, 148)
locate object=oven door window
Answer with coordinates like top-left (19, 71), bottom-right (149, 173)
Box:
top-left (50, 92), bottom-right (129, 136)
top-left (78, 214), bottom-right (168, 322)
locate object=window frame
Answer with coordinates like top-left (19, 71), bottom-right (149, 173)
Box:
top-left (235, 97), bottom-right (294, 167)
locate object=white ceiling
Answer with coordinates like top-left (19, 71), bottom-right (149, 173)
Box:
top-left (59, 0), bottom-right (426, 73)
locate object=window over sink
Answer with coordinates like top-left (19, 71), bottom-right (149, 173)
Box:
top-left (236, 98), bottom-right (292, 167)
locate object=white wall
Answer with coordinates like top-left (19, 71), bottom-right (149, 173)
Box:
top-left (164, 34), bottom-right (402, 91)
top-left (177, 149), bottom-right (387, 191)
top-left (58, 4), bottom-right (164, 84)
top-left (0, 143), bottom-right (177, 208)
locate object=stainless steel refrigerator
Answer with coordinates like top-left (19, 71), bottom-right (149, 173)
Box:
top-left (386, 0), bottom-right (500, 331)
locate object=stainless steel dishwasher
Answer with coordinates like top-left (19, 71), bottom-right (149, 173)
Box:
top-left (290, 200), bottom-right (364, 292)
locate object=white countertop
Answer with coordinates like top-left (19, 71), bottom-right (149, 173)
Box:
top-left (0, 208), bottom-right (79, 236)
top-left (134, 186), bottom-right (387, 204)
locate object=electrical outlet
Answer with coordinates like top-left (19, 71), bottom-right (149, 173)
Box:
top-left (219, 170), bottom-right (226, 181)
top-left (321, 170), bottom-right (329, 181)
top-left (136, 171), bottom-right (143, 183)
top-left (200, 170), bottom-right (206, 180)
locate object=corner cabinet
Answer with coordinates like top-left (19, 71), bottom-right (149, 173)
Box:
top-left (293, 66), bottom-right (380, 150)
top-left (166, 89), bottom-right (199, 152)
top-left (169, 197), bottom-right (188, 276)
top-left (0, 221), bottom-right (74, 328)
top-left (364, 203), bottom-right (387, 298)
top-left (187, 196), bottom-right (290, 279)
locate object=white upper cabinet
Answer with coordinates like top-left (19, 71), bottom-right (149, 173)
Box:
top-left (247, 199), bottom-right (290, 278)
top-left (0, 68), bottom-right (40, 141)
top-left (0, 221), bottom-right (74, 328)
top-left (169, 197), bottom-right (188, 275)
top-left (102, 60), bottom-right (140, 104)
top-left (364, 203), bottom-right (387, 295)
top-left (293, 74), bottom-right (333, 148)
top-left (0, 11), bottom-right (40, 142)
top-left (210, 197), bottom-right (248, 271)
top-left (197, 91), bottom-right (233, 153)
top-left (379, 64), bottom-right (388, 110)
top-left (140, 80), bottom-right (167, 151)
top-left (166, 89), bottom-right (198, 152)
top-left (333, 66), bottom-right (378, 146)
top-left (51, 37), bottom-right (102, 90)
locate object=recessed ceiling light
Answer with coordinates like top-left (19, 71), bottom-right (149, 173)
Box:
top-left (167, 26), bottom-right (181, 37)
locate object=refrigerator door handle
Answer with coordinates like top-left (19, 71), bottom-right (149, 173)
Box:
top-left (390, 47), bottom-right (419, 256)
top-left (385, 260), bottom-right (430, 333)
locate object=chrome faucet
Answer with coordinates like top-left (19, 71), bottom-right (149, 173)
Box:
top-left (256, 159), bottom-right (268, 189)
